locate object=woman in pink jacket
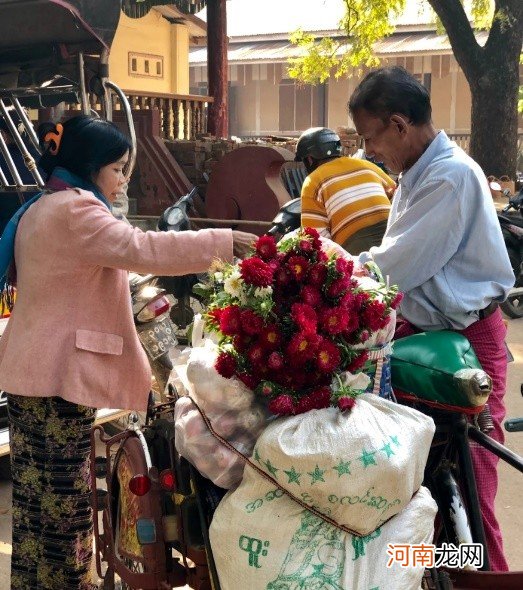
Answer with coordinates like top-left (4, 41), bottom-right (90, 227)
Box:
top-left (0, 115), bottom-right (254, 589)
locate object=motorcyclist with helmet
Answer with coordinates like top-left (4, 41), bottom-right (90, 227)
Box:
top-left (296, 126), bottom-right (395, 254)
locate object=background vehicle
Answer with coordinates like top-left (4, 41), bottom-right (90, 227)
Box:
top-left (157, 187), bottom-right (204, 344)
top-left (494, 184), bottom-right (523, 319)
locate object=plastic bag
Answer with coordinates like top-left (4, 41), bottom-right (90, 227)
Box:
top-left (174, 395), bottom-right (269, 489)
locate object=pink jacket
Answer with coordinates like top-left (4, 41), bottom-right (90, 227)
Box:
top-left (0, 189), bottom-right (233, 411)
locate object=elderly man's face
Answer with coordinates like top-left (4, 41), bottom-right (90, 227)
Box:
top-left (352, 109), bottom-right (411, 175)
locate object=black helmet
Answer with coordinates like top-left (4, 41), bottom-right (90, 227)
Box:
top-left (295, 127), bottom-right (342, 162)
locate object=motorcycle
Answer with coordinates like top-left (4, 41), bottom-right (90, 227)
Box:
top-left (130, 272), bottom-right (177, 400)
top-left (157, 187), bottom-right (204, 344)
top-left (493, 183), bottom-right (523, 318)
top-left (92, 197), bottom-right (523, 590)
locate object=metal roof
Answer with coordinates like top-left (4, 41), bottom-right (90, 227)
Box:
top-left (189, 30), bottom-right (489, 65)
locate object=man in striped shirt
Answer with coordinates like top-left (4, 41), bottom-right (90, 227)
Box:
top-left (297, 127), bottom-right (395, 254)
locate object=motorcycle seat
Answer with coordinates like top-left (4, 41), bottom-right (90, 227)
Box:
top-left (498, 212), bottom-right (523, 229)
top-left (390, 331), bottom-right (492, 414)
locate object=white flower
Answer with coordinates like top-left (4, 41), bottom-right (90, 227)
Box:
top-left (214, 271), bottom-right (224, 282)
top-left (336, 370), bottom-right (371, 392)
top-left (224, 270), bottom-right (245, 299)
top-left (254, 286), bottom-right (273, 298)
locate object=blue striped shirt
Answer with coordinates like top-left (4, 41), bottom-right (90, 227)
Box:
top-left (359, 131), bottom-right (514, 330)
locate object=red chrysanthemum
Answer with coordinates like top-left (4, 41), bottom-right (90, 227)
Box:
top-left (247, 343), bottom-right (266, 367)
top-left (359, 330), bottom-right (370, 343)
top-left (240, 256), bottom-right (274, 287)
top-left (335, 257), bottom-right (354, 276)
top-left (241, 309), bottom-right (264, 335)
top-left (307, 262), bottom-right (327, 286)
top-left (362, 300), bottom-right (389, 331)
top-left (326, 276), bottom-right (350, 298)
top-left (295, 394), bottom-right (318, 415)
top-left (206, 308), bottom-right (223, 328)
top-left (219, 305), bottom-right (243, 336)
top-left (391, 292), bottom-right (404, 309)
top-left (233, 332), bottom-right (253, 353)
top-left (295, 386), bottom-right (332, 414)
top-left (339, 291), bottom-right (355, 309)
top-left (268, 394), bottom-right (296, 416)
top-left (237, 372), bottom-right (259, 390)
top-left (259, 324), bottom-right (282, 350)
top-left (347, 351), bottom-right (369, 373)
top-left (303, 227), bottom-right (322, 249)
top-left (274, 266), bottom-right (292, 287)
top-left (258, 380), bottom-right (278, 397)
top-left (353, 291), bottom-right (371, 311)
top-left (299, 239), bottom-right (314, 254)
top-left (316, 338), bottom-right (341, 373)
top-left (268, 351), bottom-right (285, 371)
top-left (301, 285), bottom-right (323, 307)
top-left (287, 255), bottom-right (310, 282)
top-left (291, 302), bottom-right (317, 334)
top-left (215, 352), bottom-right (237, 378)
top-left (338, 396), bottom-right (356, 411)
top-left (286, 332), bottom-right (319, 365)
top-left (320, 307), bottom-right (349, 335)
top-left (254, 235), bottom-right (278, 260)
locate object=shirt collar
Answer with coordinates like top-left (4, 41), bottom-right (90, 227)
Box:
top-left (399, 130), bottom-right (450, 192)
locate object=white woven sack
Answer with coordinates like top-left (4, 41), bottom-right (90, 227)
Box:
top-left (210, 473), bottom-right (437, 590)
top-left (251, 393), bottom-right (435, 535)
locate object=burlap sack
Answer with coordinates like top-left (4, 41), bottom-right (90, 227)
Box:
top-left (249, 393), bottom-right (434, 536)
top-left (210, 475), bottom-right (437, 590)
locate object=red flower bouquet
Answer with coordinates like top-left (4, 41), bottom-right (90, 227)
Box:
top-left (202, 228), bottom-right (401, 416)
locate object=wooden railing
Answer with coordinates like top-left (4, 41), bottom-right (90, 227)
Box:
top-left (448, 133), bottom-right (523, 155)
top-left (121, 91), bottom-right (213, 141)
top-left (78, 90), bottom-right (213, 141)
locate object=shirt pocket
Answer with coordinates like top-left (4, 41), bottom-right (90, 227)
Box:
top-left (75, 329), bottom-right (123, 356)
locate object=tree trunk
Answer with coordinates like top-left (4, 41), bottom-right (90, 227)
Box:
top-left (468, 43), bottom-right (520, 178)
top-left (207, 0), bottom-right (228, 138)
top-left (428, 0), bottom-right (523, 178)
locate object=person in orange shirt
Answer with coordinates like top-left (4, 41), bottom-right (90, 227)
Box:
top-left (297, 127), bottom-right (395, 254)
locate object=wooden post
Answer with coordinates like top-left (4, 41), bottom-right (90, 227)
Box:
top-left (207, 0), bottom-right (228, 138)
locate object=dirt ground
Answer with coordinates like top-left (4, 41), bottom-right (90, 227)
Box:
top-left (0, 319), bottom-right (522, 588)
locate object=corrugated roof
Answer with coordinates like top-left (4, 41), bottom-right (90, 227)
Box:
top-left (196, 0), bottom-right (438, 38)
top-left (189, 30), bottom-right (489, 65)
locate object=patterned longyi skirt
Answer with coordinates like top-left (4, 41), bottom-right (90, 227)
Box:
top-left (7, 394), bottom-right (96, 590)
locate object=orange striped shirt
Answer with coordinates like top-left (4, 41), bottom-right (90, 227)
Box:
top-left (301, 157), bottom-right (395, 247)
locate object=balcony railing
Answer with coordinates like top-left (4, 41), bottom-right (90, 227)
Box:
top-left (119, 91), bottom-right (213, 141)
top-left (75, 89), bottom-right (213, 141)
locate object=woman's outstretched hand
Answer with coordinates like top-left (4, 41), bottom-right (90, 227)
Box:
top-left (232, 230), bottom-right (257, 259)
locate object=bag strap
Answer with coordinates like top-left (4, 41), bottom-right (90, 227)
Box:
top-left (189, 395), bottom-right (379, 538)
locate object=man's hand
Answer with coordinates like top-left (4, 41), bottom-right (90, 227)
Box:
top-left (232, 230), bottom-right (257, 259)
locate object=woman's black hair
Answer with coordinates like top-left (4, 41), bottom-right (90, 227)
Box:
top-left (38, 115), bottom-right (132, 180)
top-left (348, 66), bottom-right (432, 125)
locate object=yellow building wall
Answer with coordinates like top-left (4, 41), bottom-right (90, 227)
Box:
top-left (109, 11), bottom-right (190, 95)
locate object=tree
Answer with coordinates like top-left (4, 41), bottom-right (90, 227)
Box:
top-left (289, 1), bottom-right (523, 178)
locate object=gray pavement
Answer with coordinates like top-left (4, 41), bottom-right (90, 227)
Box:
top-left (0, 319), bottom-right (522, 588)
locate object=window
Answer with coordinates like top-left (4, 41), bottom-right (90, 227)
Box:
top-left (128, 52), bottom-right (164, 79)
top-left (278, 79), bottom-right (325, 133)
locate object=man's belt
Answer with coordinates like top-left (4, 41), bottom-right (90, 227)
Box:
top-left (478, 300), bottom-right (499, 320)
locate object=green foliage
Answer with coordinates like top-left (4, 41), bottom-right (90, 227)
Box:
top-left (288, 0), bottom-right (497, 84)
top-left (520, 54), bottom-right (523, 115)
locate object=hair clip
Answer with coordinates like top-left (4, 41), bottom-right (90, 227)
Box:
top-left (44, 123), bottom-right (64, 155)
